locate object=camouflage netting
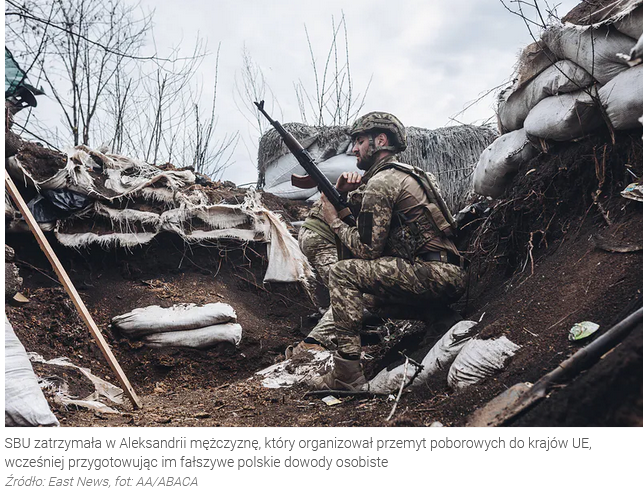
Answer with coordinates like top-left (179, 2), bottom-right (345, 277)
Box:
top-left (400, 125), bottom-right (498, 211)
top-left (258, 121), bottom-right (498, 211)
top-left (257, 123), bottom-right (350, 175)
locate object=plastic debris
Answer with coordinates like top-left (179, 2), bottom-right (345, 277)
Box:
top-left (621, 180), bottom-right (643, 202)
top-left (255, 350), bottom-right (332, 388)
top-left (321, 395), bottom-right (342, 406)
top-left (569, 321), bottom-right (600, 341)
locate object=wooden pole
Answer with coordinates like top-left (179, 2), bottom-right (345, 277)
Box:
top-left (5, 171), bottom-right (142, 409)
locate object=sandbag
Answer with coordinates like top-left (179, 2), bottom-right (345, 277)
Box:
top-left (142, 323), bottom-right (242, 349)
top-left (511, 41), bottom-right (559, 90)
top-left (498, 61), bottom-right (594, 132)
top-left (541, 25), bottom-right (635, 85)
top-left (366, 320), bottom-right (478, 394)
top-left (614, 4), bottom-right (643, 39)
top-left (630, 33), bottom-right (643, 64)
top-left (599, 65), bottom-right (643, 129)
top-left (263, 153), bottom-right (358, 200)
top-left (473, 128), bottom-right (538, 198)
top-left (523, 89), bottom-right (604, 141)
top-left (5, 316), bottom-right (59, 427)
top-left (447, 336), bottom-right (521, 390)
top-left (112, 303), bottom-right (237, 337)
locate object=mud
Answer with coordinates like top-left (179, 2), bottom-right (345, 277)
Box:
top-left (5, 129), bottom-right (643, 427)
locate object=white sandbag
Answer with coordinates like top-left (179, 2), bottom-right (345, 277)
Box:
top-left (447, 336), bottom-right (521, 390)
top-left (366, 320), bottom-right (478, 395)
top-left (630, 33), bottom-right (643, 64)
top-left (142, 323), bottom-right (242, 349)
top-left (263, 153), bottom-right (359, 200)
top-left (523, 89), bottom-right (604, 141)
top-left (263, 181), bottom-right (318, 200)
top-left (511, 41), bottom-right (559, 91)
top-left (614, 4), bottom-right (643, 39)
top-left (599, 65), bottom-right (643, 129)
top-left (498, 61), bottom-right (594, 132)
top-left (112, 302), bottom-right (237, 337)
top-left (473, 129), bottom-right (538, 198)
top-left (5, 316), bottom-right (59, 427)
top-left (541, 25), bottom-right (635, 84)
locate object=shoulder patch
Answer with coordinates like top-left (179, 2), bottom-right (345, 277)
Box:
top-left (358, 212), bottom-right (373, 246)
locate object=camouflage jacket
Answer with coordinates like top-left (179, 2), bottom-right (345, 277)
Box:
top-left (328, 155), bottom-right (458, 260)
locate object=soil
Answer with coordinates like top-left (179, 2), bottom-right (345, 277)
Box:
top-left (5, 129), bottom-right (643, 427)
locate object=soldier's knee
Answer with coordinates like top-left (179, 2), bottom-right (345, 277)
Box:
top-left (329, 259), bottom-right (355, 286)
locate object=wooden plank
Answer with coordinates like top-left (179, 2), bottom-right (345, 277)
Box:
top-left (5, 171), bottom-right (142, 409)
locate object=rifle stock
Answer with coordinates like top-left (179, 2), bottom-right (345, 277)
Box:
top-left (255, 100), bottom-right (356, 227)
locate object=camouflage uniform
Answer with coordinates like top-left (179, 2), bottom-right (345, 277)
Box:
top-left (298, 200), bottom-right (337, 288)
top-left (308, 155), bottom-right (465, 358)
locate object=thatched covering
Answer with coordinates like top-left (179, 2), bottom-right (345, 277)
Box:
top-left (399, 125), bottom-right (498, 211)
top-left (257, 123), bottom-right (350, 174)
top-left (258, 121), bottom-right (498, 211)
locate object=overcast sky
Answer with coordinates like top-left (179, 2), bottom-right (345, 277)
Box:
top-left (31, 0), bottom-right (580, 184)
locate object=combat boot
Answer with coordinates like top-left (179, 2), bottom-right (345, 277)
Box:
top-left (309, 354), bottom-right (366, 391)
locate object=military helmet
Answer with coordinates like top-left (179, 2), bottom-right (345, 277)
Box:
top-left (349, 111), bottom-right (407, 152)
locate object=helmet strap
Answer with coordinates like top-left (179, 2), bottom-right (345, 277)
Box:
top-left (368, 132), bottom-right (398, 156)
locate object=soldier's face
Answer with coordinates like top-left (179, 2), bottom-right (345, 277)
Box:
top-left (352, 135), bottom-right (372, 170)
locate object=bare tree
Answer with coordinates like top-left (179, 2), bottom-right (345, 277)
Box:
top-left (232, 11), bottom-right (371, 186)
top-left (5, 0), bottom-right (237, 180)
top-left (295, 12), bottom-right (371, 126)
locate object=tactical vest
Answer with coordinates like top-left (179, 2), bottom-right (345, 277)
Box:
top-left (378, 162), bottom-right (458, 261)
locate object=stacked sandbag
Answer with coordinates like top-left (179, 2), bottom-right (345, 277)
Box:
top-left (111, 303), bottom-right (242, 350)
top-left (447, 336), bottom-right (521, 390)
top-left (598, 64), bottom-right (643, 129)
top-left (366, 320), bottom-right (478, 394)
top-left (473, 128), bottom-right (538, 198)
top-left (523, 87), bottom-right (604, 140)
top-left (5, 316), bottom-right (59, 426)
top-left (540, 24), bottom-right (634, 85)
top-left (498, 61), bottom-right (595, 132)
top-left (475, 0), bottom-right (643, 198)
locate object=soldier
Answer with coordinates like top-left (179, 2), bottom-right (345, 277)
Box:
top-left (298, 200), bottom-right (337, 289)
top-left (307, 111), bottom-right (466, 391)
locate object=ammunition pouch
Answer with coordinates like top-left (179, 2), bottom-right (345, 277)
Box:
top-left (386, 211), bottom-right (431, 262)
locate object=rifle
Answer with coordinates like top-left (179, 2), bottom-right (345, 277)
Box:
top-left (254, 100), bottom-right (356, 227)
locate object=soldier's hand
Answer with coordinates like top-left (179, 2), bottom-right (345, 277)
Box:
top-left (336, 172), bottom-right (362, 193)
top-left (320, 194), bottom-right (339, 224)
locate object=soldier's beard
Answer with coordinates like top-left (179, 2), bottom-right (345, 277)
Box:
top-left (357, 154), bottom-right (375, 170)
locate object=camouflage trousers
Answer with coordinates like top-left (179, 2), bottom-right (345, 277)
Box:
top-left (298, 227), bottom-right (338, 289)
top-left (308, 256), bottom-right (465, 358)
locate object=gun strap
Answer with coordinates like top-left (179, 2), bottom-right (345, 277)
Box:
top-left (337, 207), bottom-right (352, 220)
top-left (301, 217), bottom-right (337, 245)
